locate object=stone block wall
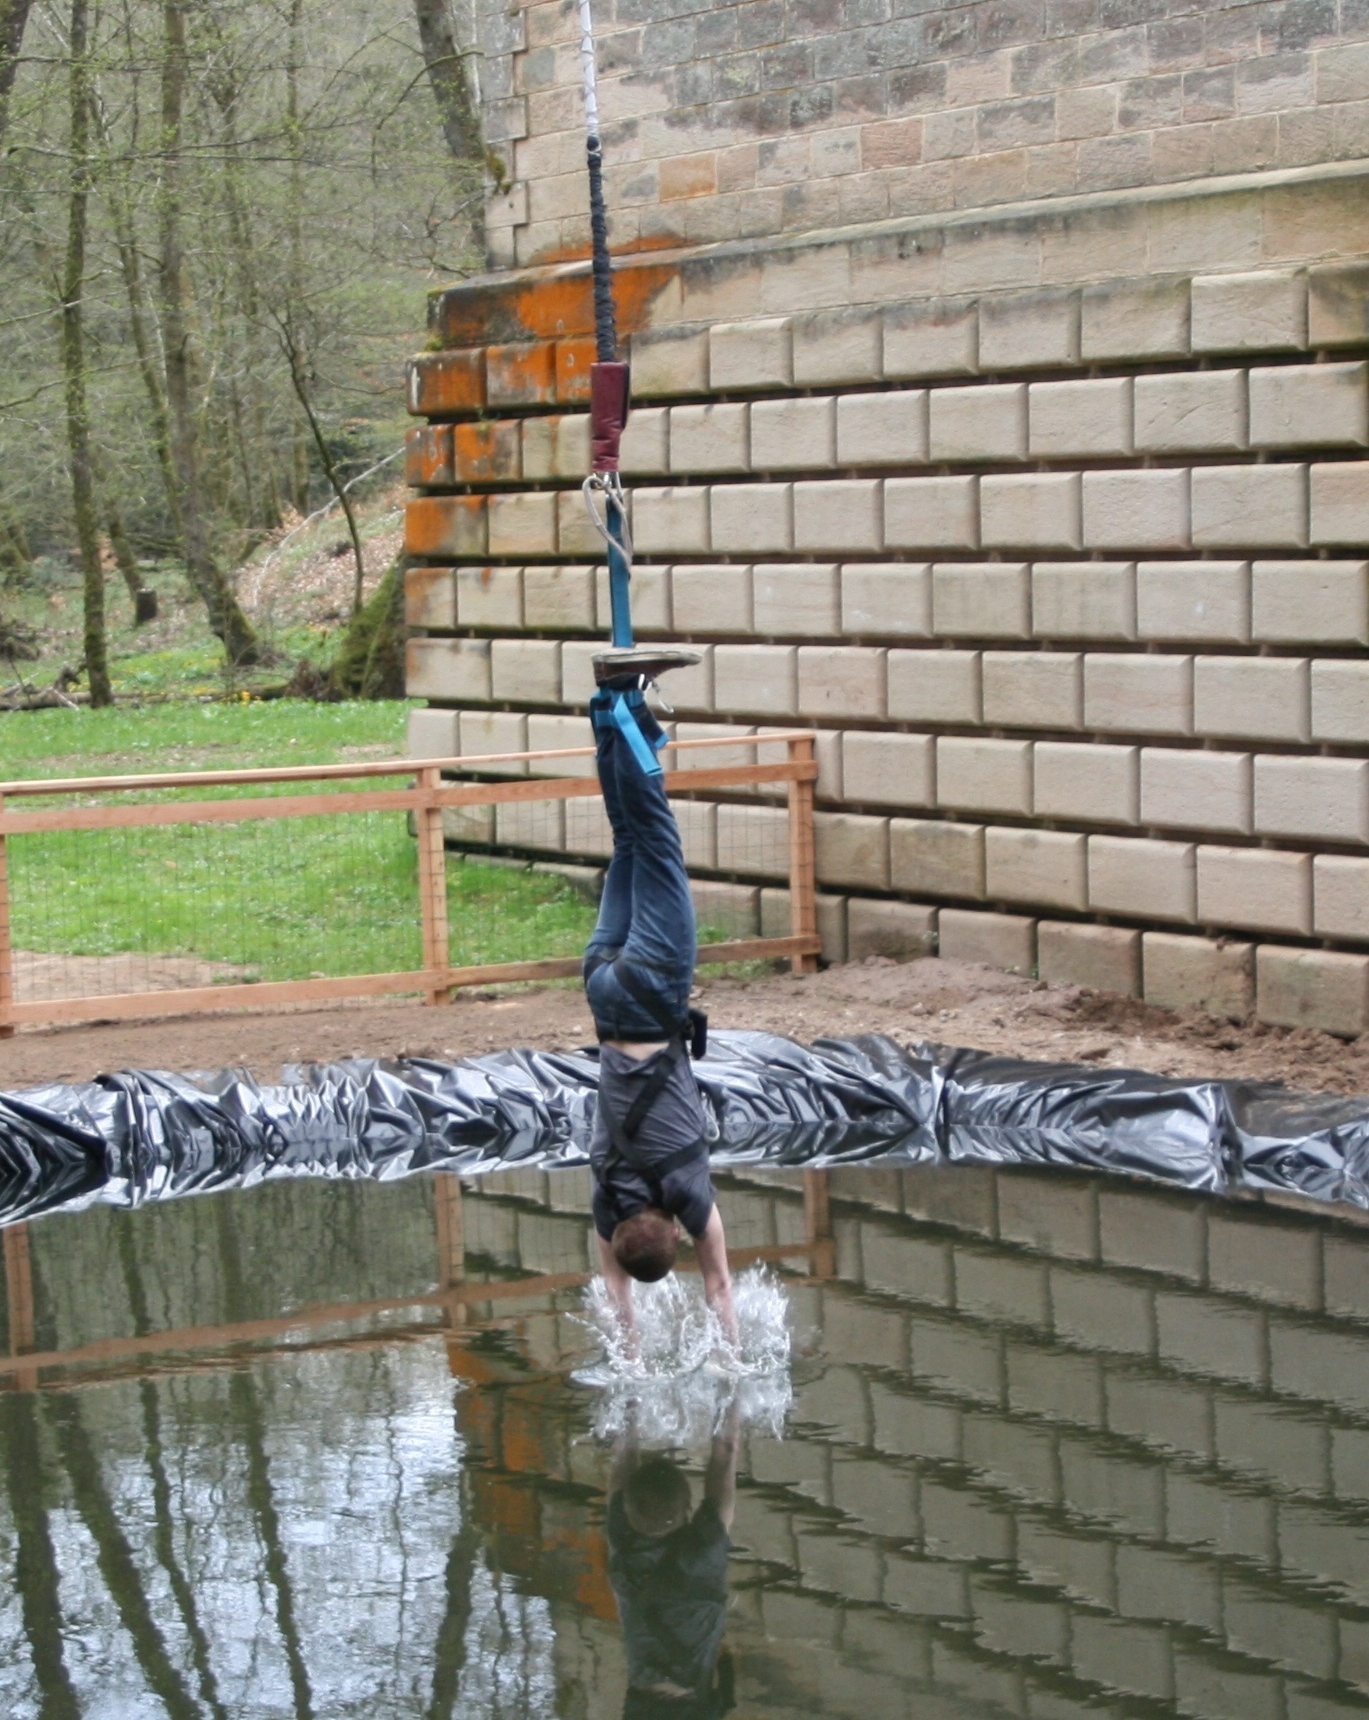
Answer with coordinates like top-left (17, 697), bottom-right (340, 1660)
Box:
top-left (404, 162), bottom-right (1369, 1027)
top-left (475, 0), bottom-right (1369, 270)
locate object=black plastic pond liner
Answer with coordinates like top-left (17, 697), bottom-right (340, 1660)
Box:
top-left (4, 1030), bottom-right (1369, 1228)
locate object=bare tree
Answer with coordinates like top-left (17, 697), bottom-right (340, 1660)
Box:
top-left (0, 0), bottom-right (36, 143)
top-left (414, 0), bottom-right (482, 165)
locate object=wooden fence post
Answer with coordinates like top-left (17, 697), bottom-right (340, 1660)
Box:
top-left (0, 793), bottom-right (14, 1038)
top-left (803, 1170), bottom-right (834, 1279)
top-left (416, 765), bottom-right (450, 1006)
top-left (435, 1171), bottom-right (466, 1331)
top-left (4, 1224), bottom-right (37, 1389)
top-left (787, 735), bottom-right (819, 975)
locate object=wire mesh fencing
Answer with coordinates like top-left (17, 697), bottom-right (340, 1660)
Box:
top-left (0, 733), bottom-right (818, 1032)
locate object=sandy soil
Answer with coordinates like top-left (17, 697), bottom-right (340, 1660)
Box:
top-left (3, 956), bottom-right (1367, 1099)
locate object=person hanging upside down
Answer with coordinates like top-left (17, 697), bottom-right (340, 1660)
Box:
top-left (583, 648), bottom-right (738, 1351)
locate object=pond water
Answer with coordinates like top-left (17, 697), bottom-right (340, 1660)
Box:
top-left (2, 1161), bottom-right (1369, 1719)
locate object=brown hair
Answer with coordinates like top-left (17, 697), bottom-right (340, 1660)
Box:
top-left (612, 1207), bottom-right (677, 1282)
top-left (624, 1457), bottom-right (692, 1537)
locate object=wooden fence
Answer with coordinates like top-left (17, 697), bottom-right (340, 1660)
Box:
top-left (0, 731), bottom-right (819, 1032)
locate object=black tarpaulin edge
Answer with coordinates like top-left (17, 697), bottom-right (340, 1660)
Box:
top-left (2, 1029), bottom-right (1368, 1229)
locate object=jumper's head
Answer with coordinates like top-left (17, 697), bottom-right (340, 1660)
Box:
top-left (623, 1455), bottom-right (692, 1538)
top-left (612, 1206), bottom-right (678, 1282)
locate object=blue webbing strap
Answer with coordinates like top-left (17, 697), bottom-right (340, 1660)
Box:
top-left (611, 691), bottom-right (666, 776)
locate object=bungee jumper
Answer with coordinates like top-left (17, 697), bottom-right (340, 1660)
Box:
top-left (575, 0), bottom-right (737, 1349)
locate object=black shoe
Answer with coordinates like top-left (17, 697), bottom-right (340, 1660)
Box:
top-left (593, 648), bottom-right (701, 687)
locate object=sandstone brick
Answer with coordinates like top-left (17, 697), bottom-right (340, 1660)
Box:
top-left (793, 479), bottom-right (884, 554)
top-left (554, 490), bottom-right (604, 559)
top-left (633, 487), bottom-right (711, 555)
top-left (520, 413), bottom-right (589, 481)
top-left (932, 564), bottom-right (1031, 638)
top-left (407, 347), bottom-right (485, 416)
top-left (835, 391), bottom-right (930, 467)
top-left (405, 495), bottom-right (488, 559)
top-left (1143, 930), bottom-right (1254, 1019)
top-left (406, 636), bottom-right (492, 702)
top-left (1088, 835), bottom-right (1197, 922)
top-left (1311, 658), bottom-right (1369, 743)
top-left (1140, 747), bottom-right (1252, 835)
top-left (793, 307), bottom-right (883, 386)
top-left (486, 340), bottom-right (557, 407)
top-left (928, 383), bottom-right (1028, 463)
top-left (1249, 362), bottom-right (1369, 450)
top-left (753, 564), bottom-right (840, 636)
top-left (406, 423), bottom-right (454, 487)
top-left (759, 887), bottom-right (849, 963)
top-left (1033, 741), bottom-right (1139, 824)
top-left (755, 726), bottom-right (842, 800)
top-left (884, 477), bottom-right (980, 551)
top-left (842, 564), bottom-right (933, 638)
top-left (671, 564), bottom-right (754, 635)
top-left (749, 397), bottom-right (836, 471)
top-left (669, 403), bottom-right (750, 474)
top-left (1079, 271), bottom-right (1191, 362)
top-left (1252, 560), bottom-right (1369, 644)
top-left (847, 899), bottom-right (938, 962)
top-left (458, 709), bottom-right (529, 771)
top-left (692, 880), bottom-right (762, 939)
top-left (490, 638), bottom-right (562, 704)
top-left (1082, 469), bottom-right (1191, 551)
top-left (1313, 855), bottom-right (1369, 940)
top-left (814, 811), bottom-right (890, 889)
top-left (1254, 754), bottom-right (1369, 842)
top-left (524, 564), bottom-right (595, 632)
top-left (442, 798), bottom-right (495, 847)
top-left (1191, 269), bottom-right (1308, 353)
top-left (1308, 262), bottom-right (1369, 350)
top-left (564, 794), bottom-right (614, 858)
top-left (672, 724), bottom-right (756, 781)
top-left (980, 473), bottom-right (1082, 551)
top-left (487, 491), bottom-right (558, 558)
top-left (1193, 655), bottom-right (1309, 742)
top-left (1133, 370), bottom-right (1248, 453)
top-left (986, 827), bottom-right (1088, 911)
top-left (595, 565), bottom-right (671, 635)
top-left (671, 800), bottom-right (719, 872)
top-left (452, 418), bottom-right (522, 485)
top-left (526, 713), bottom-right (596, 777)
top-left (1191, 463), bottom-right (1309, 549)
top-left (619, 406), bottom-right (669, 478)
top-left (713, 643), bottom-right (797, 716)
top-left (1136, 561), bottom-right (1251, 643)
top-left (937, 737), bottom-right (1033, 815)
top-left (629, 327), bottom-right (710, 398)
top-left (1310, 462), bottom-right (1369, 545)
top-left (710, 317), bottom-right (793, 389)
top-left (406, 565), bottom-right (457, 630)
top-left (887, 649), bottom-right (982, 723)
top-left (1038, 922), bottom-right (1142, 995)
top-left (841, 732), bottom-right (936, 808)
top-left (978, 287), bottom-right (1080, 370)
top-left (1257, 945), bottom-right (1369, 1036)
top-left (1197, 845), bottom-right (1312, 934)
top-left (797, 645), bottom-right (886, 720)
top-left (1028, 378), bottom-right (1133, 458)
top-left (883, 299), bottom-right (979, 379)
top-left (710, 482), bottom-right (794, 553)
top-left (981, 651), bottom-right (1082, 729)
top-left (454, 566), bottom-right (521, 631)
top-left (1031, 563), bottom-right (1137, 640)
top-left (938, 908), bottom-right (1037, 973)
top-left (1084, 654), bottom-right (1193, 734)
top-left (406, 706), bottom-right (460, 761)
top-left (890, 818), bottom-right (986, 898)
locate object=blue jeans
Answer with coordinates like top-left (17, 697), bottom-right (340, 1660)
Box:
top-left (583, 689), bottom-right (697, 1040)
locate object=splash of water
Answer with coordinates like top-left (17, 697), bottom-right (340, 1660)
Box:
top-left (573, 1266), bottom-right (794, 1443)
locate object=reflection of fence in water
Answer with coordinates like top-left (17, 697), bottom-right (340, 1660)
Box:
top-left (0, 732), bottom-right (819, 1030)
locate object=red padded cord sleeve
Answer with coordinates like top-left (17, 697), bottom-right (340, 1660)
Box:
top-left (590, 361), bottom-right (631, 472)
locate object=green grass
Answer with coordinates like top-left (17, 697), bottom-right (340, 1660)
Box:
top-left (0, 699), bottom-right (599, 984)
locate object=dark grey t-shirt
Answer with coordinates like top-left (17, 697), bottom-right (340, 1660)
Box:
top-left (591, 1044), bottom-right (714, 1242)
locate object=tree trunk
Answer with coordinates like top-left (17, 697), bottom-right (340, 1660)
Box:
top-left (61, 0), bottom-right (111, 707)
top-left (414, 0), bottom-right (483, 164)
top-left (278, 318), bottom-right (367, 615)
top-left (285, 0), bottom-right (311, 515)
top-left (0, 0), bottom-right (36, 145)
top-left (156, 0), bottom-right (260, 666)
top-left (105, 498), bottom-right (157, 623)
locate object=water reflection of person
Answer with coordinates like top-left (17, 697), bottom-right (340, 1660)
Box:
top-left (607, 1397), bottom-right (739, 1720)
